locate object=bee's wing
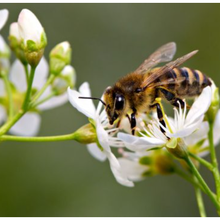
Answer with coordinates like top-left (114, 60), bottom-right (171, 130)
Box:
top-left (135, 42), bottom-right (177, 74)
top-left (147, 77), bottom-right (186, 88)
top-left (141, 50), bottom-right (198, 89)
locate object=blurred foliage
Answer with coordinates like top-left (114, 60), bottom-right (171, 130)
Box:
top-left (0, 3), bottom-right (220, 217)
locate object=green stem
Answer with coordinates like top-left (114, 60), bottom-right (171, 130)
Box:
top-left (24, 64), bottom-right (29, 85)
top-left (2, 74), bottom-right (14, 119)
top-left (208, 121), bottom-right (220, 203)
top-left (0, 132), bottom-right (76, 142)
top-left (31, 74), bottom-right (55, 105)
top-left (193, 175), bottom-right (206, 217)
top-left (22, 66), bottom-right (36, 111)
top-left (184, 155), bottom-right (220, 211)
top-left (30, 91), bottom-right (57, 109)
top-left (0, 111), bottom-right (24, 136)
top-left (189, 152), bottom-right (214, 171)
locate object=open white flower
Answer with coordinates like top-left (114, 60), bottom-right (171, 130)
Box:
top-left (118, 86), bottom-right (212, 153)
top-left (68, 82), bottom-right (134, 187)
top-left (0, 9), bottom-right (8, 31)
top-left (0, 58), bottom-right (69, 136)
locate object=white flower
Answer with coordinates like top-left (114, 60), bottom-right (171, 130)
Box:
top-left (0, 58), bottom-right (68, 136)
top-left (18, 9), bottom-right (45, 47)
top-left (0, 9), bottom-right (8, 31)
top-left (68, 82), bottom-right (134, 187)
top-left (118, 86), bottom-right (212, 152)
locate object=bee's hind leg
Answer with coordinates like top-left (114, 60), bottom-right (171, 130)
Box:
top-left (150, 103), bottom-right (167, 135)
top-left (159, 88), bottom-right (187, 109)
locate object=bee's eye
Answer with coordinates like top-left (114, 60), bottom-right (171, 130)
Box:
top-left (115, 95), bottom-right (124, 110)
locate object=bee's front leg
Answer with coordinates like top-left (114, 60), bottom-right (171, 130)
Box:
top-left (131, 112), bottom-right (136, 135)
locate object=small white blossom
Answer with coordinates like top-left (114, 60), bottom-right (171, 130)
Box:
top-left (68, 82), bottom-right (134, 187)
top-left (118, 86), bottom-right (212, 153)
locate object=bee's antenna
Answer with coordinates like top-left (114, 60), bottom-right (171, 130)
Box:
top-left (79, 96), bottom-right (106, 106)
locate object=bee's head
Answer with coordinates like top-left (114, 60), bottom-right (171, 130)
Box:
top-left (103, 86), bottom-right (125, 125)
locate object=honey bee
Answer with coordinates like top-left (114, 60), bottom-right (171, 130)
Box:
top-left (80, 42), bottom-right (212, 135)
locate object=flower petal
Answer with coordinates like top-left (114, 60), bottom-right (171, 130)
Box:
top-left (184, 121), bottom-right (209, 146)
top-left (9, 59), bottom-right (27, 92)
top-left (96, 119), bottom-right (110, 152)
top-left (118, 158), bottom-right (147, 182)
top-left (68, 84), bottom-right (96, 119)
top-left (10, 57), bottom-right (48, 93)
top-left (10, 112), bottom-right (41, 136)
top-left (106, 151), bottom-right (134, 187)
top-left (32, 56), bottom-right (48, 90)
top-left (167, 116), bottom-right (204, 138)
top-left (214, 110), bottom-right (220, 146)
top-left (0, 9), bottom-right (8, 31)
top-left (38, 86), bottom-right (68, 110)
top-left (186, 86), bottom-right (211, 126)
top-left (118, 132), bottom-right (165, 151)
top-left (87, 143), bottom-right (107, 162)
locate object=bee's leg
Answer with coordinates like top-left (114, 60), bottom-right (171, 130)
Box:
top-left (150, 103), bottom-right (167, 135)
top-left (130, 109), bottom-right (137, 135)
top-left (159, 88), bottom-right (186, 109)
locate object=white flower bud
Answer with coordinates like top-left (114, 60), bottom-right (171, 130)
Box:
top-left (18, 9), bottom-right (47, 67)
top-left (9, 22), bottom-right (21, 40)
top-left (0, 9), bottom-right (8, 31)
top-left (9, 22), bottom-right (27, 65)
top-left (50, 41), bottom-right (71, 75)
top-left (52, 65), bottom-right (76, 94)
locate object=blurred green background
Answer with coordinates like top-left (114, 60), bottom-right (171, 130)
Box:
top-left (0, 3), bottom-right (220, 217)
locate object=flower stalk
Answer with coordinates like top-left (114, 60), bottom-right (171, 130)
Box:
top-left (22, 66), bottom-right (36, 110)
top-left (193, 175), bottom-right (206, 217)
top-left (208, 121), bottom-right (220, 204)
top-left (2, 74), bottom-right (14, 119)
top-left (184, 154), bottom-right (220, 212)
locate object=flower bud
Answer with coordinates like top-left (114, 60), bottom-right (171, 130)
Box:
top-left (0, 36), bottom-right (10, 76)
top-left (18, 9), bottom-right (47, 67)
top-left (207, 82), bottom-right (219, 124)
top-left (49, 41), bottom-right (71, 75)
top-left (52, 65), bottom-right (76, 95)
top-left (73, 123), bottom-right (96, 144)
top-left (0, 9), bottom-right (8, 31)
top-left (166, 138), bottom-right (188, 159)
top-left (8, 22), bottom-right (27, 65)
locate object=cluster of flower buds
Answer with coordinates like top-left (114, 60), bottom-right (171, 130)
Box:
top-left (0, 8), bottom-right (76, 136)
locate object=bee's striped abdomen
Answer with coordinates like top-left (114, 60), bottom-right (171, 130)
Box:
top-left (160, 67), bottom-right (212, 98)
